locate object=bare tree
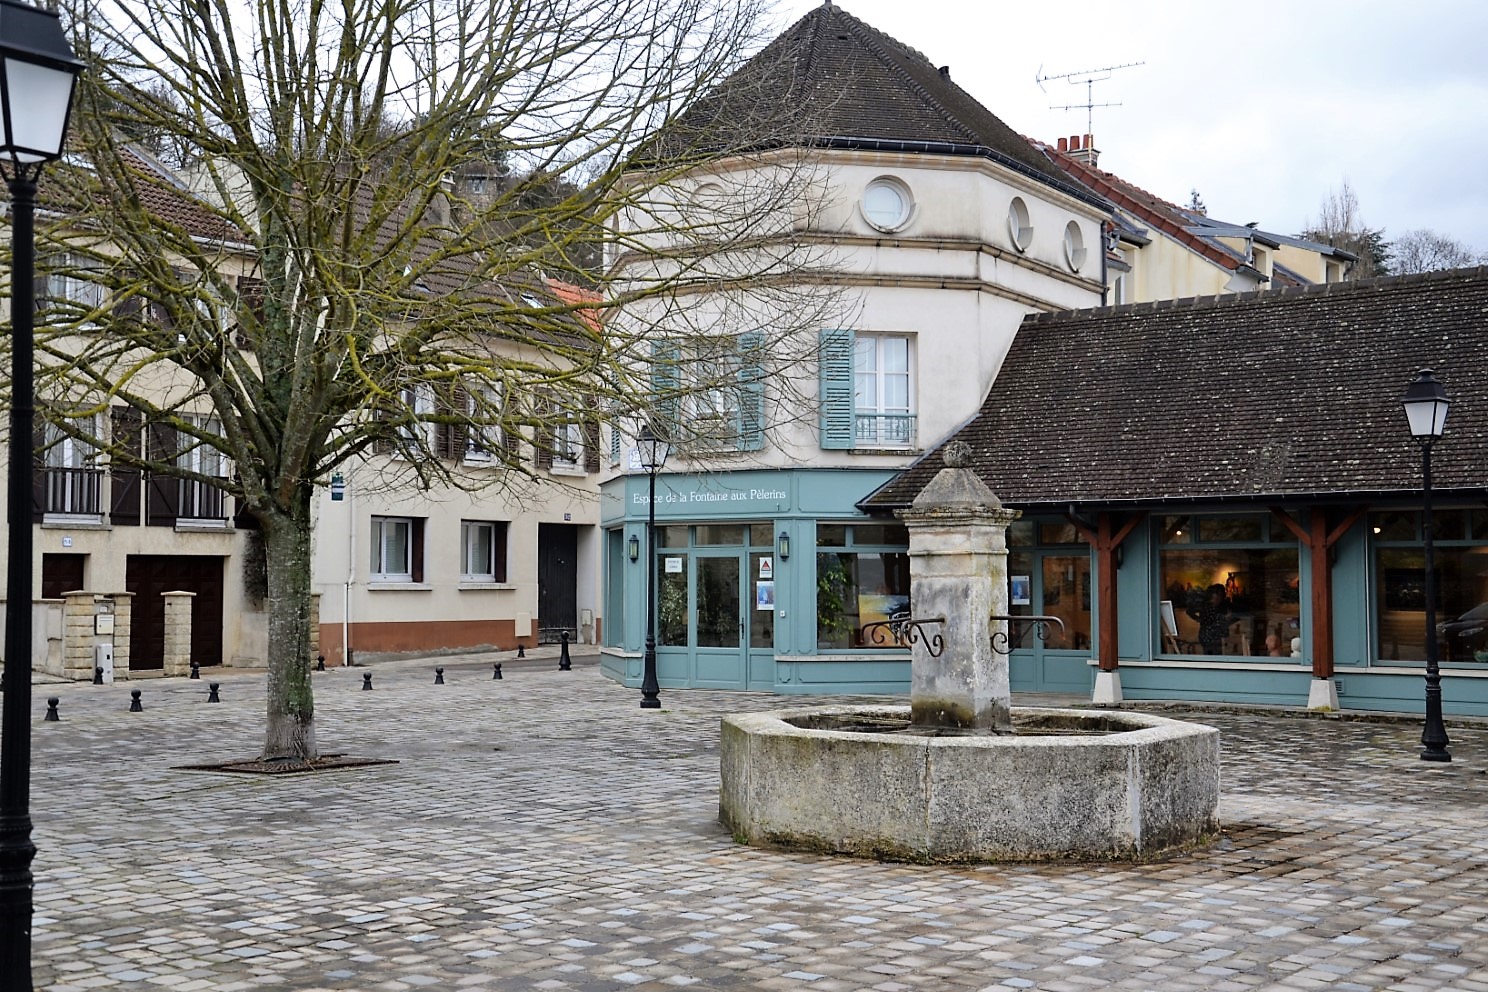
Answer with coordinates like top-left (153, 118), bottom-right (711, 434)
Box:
top-left (1390, 229), bottom-right (1486, 274)
top-left (32, 0), bottom-right (840, 762)
top-left (1300, 180), bottom-right (1390, 277)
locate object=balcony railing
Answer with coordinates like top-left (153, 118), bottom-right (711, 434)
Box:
top-left (178, 478), bottom-right (226, 520)
top-left (854, 412), bottom-right (916, 448)
top-left (41, 467), bottom-right (102, 516)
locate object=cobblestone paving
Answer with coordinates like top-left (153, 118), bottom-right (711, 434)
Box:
top-left (25, 655), bottom-right (1488, 991)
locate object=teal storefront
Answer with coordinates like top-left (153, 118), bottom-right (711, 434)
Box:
top-left (598, 467), bottom-right (1095, 696)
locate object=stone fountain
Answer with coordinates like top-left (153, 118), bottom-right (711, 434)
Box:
top-left (719, 443), bottom-right (1219, 862)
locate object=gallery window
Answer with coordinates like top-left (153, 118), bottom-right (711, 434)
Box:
top-left (1372, 509), bottom-right (1488, 665)
top-left (461, 520), bottom-right (509, 583)
top-left (1156, 514), bottom-right (1299, 658)
top-left (816, 523), bottom-right (911, 649)
top-left (1006, 519), bottom-right (1092, 651)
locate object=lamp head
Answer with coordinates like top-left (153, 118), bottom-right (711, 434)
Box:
top-left (1402, 368), bottom-right (1450, 441)
top-left (0, 0), bottom-right (83, 173)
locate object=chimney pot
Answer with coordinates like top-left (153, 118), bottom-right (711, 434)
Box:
top-left (1071, 134), bottom-right (1082, 150)
top-left (1057, 137), bottom-right (1068, 152)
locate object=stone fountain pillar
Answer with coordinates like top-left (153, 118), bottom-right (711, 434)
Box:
top-left (897, 442), bottom-right (1021, 734)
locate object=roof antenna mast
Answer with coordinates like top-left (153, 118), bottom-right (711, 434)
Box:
top-left (1035, 61), bottom-right (1144, 137)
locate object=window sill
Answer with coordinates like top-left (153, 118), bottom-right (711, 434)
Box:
top-left (549, 463), bottom-right (588, 477)
top-left (176, 519), bottom-right (232, 532)
top-left (459, 581), bottom-right (515, 591)
top-left (368, 581), bottom-right (433, 592)
top-left (849, 447), bottom-right (919, 456)
top-left (41, 515), bottom-right (106, 529)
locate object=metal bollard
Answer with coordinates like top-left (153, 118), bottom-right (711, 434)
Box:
top-left (434, 667), bottom-right (444, 685)
top-left (93, 666), bottom-right (103, 686)
top-left (207, 682), bottom-right (221, 703)
top-left (362, 672), bottom-right (373, 691)
top-left (189, 659), bottom-right (200, 680)
top-left (316, 655), bottom-right (325, 672)
top-left (44, 697), bottom-right (59, 721)
top-left (129, 689), bottom-right (143, 712)
top-left (493, 662), bottom-right (503, 680)
top-left (516, 643), bottom-right (525, 659)
top-left (559, 631), bottom-right (572, 671)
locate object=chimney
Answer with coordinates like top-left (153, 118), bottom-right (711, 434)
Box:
top-left (1068, 133), bottom-right (1099, 167)
top-left (1057, 136), bottom-right (1068, 152)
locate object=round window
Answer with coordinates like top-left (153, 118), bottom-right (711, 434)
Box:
top-left (1063, 220), bottom-right (1087, 271)
top-left (1008, 197), bottom-right (1033, 251)
top-left (862, 177), bottom-right (912, 231)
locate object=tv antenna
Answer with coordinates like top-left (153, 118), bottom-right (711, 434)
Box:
top-left (1035, 61), bottom-right (1144, 137)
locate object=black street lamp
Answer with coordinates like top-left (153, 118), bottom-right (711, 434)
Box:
top-left (1402, 368), bottom-right (1451, 763)
top-left (0, 1), bottom-right (83, 986)
top-left (637, 422), bottom-right (670, 709)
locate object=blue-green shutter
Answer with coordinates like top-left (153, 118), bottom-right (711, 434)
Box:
top-left (735, 331), bottom-right (765, 451)
top-left (650, 339), bottom-right (681, 436)
top-left (819, 328), bottom-right (855, 449)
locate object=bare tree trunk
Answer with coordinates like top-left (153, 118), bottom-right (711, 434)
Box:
top-left (260, 504), bottom-right (318, 762)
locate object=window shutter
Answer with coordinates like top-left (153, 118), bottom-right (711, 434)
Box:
top-left (583, 417), bottom-right (601, 472)
top-left (110, 406), bottom-right (143, 525)
top-left (650, 340), bottom-right (681, 437)
top-left (736, 331), bottom-right (765, 451)
top-left (819, 328), bottom-right (856, 450)
top-left (411, 518), bottom-right (425, 583)
top-left (30, 424), bottom-right (46, 522)
top-left (234, 277), bottom-right (263, 349)
top-left (145, 421), bottom-right (180, 526)
top-left (534, 394), bottom-right (553, 470)
top-left (609, 422), bottom-right (621, 464)
top-left (503, 395), bottom-right (523, 465)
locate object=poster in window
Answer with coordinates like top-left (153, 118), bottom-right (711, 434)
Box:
top-left (664, 557), bottom-right (684, 574)
top-left (1010, 575), bottom-right (1031, 606)
top-left (758, 556), bottom-right (773, 579)
top-left (858, 592), bottom-right (910, 644)
top-left (755, 581), bottom-right (775, 611)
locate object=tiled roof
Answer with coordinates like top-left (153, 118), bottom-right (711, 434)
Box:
top-left (650, 2), bottom-right (1082, 199)
top-left (1037, 142), bottom-right (1251, 276)
top-left (862, 267), bottom-right (1488, 510)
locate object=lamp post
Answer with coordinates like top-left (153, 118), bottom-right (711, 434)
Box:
top-left (1402, 368), bottom-right (1451, 763)
top-left (0, 2), bottom-right (82, 985)
top-left (637, 422), bottom-right (670, 709)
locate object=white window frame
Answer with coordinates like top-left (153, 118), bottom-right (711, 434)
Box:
top-left (853, 334), bottom-right (914, 448)
top-left (460, 520), bottom-right (506, 582)
top-left (42, 416), bottom-right (100, 518)
top-left (552, 421), bottom-right (584, 472)
top-left (47, 252), bottom-right (105, 315)
top-left (398, 386), bottom-right (434, 452)
top-left (464, 384), bottom-right (501, 463)
top-left (371, 516), bottom-right (415, 582)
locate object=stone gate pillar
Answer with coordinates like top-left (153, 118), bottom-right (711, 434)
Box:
top-left (162, 591), bottom-right (196, 677)
top-left (896, 441), bottom-right (1021, 734)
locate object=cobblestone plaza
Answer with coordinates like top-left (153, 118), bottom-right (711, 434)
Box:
top-left (27, 653), bottom-right (1488, 991)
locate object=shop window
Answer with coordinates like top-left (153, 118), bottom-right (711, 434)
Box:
top-left (658, 554), bottom-right (689, 646)
top-left (1372, 509), bottom-right (1488, 664)
top-left (820, 329), bottom-right (916, 449)
top-left (1157, 514), bottom-right (1299, 658)
top-left (816, 525), bottom-right (911, 649)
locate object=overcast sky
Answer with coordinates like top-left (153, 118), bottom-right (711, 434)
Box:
top-left (776, 0), bottom-right (1488, 254)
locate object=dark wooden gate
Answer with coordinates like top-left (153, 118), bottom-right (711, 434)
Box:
top-left (125, 555), bottom-right (225, 670)
top-left (537, 523), bottom-right (578, 641)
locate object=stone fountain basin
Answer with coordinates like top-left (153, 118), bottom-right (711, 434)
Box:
top-left (719, 705), bottom-right (1219, 863)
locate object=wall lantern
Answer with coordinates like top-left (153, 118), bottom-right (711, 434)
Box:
top-left (777, 531), bottom-right (791, 560)
top-left (627, 534), bottom-right (640, 562)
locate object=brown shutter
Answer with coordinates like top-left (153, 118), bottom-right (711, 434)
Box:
top-left (30, 424), bottom-right (46, 522)
top-left (235, 276), bottom-right (263, 349)
top-left (109, 407), bottom-right (143, 525)
top-left (583, 418), bottom-right (600, 473)
top-left (145, 422), bottom-right (180, 526)
top-left (411, 518), bottom-right (425, 583)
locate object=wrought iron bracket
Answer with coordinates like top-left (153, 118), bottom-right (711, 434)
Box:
top-left (989, 614), bottom-right (1067, 653)
top-left (859, 617), bottom-right (946, 657)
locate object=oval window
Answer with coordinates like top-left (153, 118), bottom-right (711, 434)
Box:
top-left (1063, 220), bottom-right (1087, 271)
top-left (862, 177), bottom-right (912, 231)
top-left (1008, 197), bottom-right (1033, 251)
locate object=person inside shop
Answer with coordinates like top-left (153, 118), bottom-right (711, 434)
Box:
top-left (1187, 583), bottom-right (1233, 655)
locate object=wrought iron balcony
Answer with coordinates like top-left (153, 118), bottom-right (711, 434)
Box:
top-left (854, 412), bottom-right (916, 448)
